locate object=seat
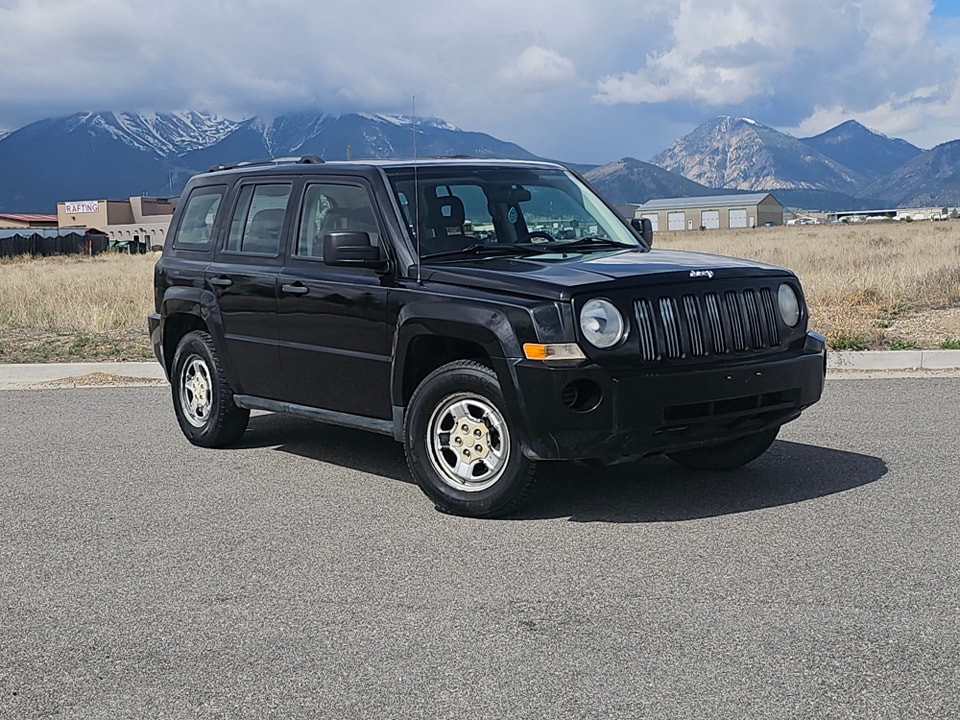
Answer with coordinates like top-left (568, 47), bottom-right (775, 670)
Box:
top-left (244, 208), bottom-right (284, 253)
top-left (343, 206), bottom-right (378, 234)
top-left (315, 206), bottom-right (380, 257)
top-left (421, 195), bottom-right (475, 254)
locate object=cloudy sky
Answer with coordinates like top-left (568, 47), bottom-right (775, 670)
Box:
top-left (1, 0), bottom-right (958, 163)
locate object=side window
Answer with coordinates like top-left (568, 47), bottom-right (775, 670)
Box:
top-left (296, 183), bottom-right (380, 259)
top-left (225, 183), bottom-right (292, 255)
top-left (173, 186), bottom-right (225, 248)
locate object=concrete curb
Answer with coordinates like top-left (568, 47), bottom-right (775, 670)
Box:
top-left (0, 352), bottom-right (959, 388)
top-left (0, 362), bottom-right (166, 389)
top-left (827, 350), bottom-right (960, 371)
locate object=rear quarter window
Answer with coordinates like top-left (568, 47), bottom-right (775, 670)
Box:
top-left (172, 186), bottom-right (226, 250)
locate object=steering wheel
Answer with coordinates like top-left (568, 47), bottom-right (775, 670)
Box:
top-left (526, 230), bottom-right (555, 243)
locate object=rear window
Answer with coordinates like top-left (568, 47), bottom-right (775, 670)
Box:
top-left (225, 183), bottom-right (292, 256)
top-left (172, 186), bottom-right (225, 249)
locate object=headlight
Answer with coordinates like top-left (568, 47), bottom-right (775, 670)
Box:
top-left (580, 299), bottom-right (625, 348)
top-left (778, 283), bottom-right (801, 327)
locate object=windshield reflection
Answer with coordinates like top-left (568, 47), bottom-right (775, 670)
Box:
top-left (386, 166), bottom-right (644, 260)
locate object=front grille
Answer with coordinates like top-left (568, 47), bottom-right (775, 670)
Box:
top-left (634, 287), bottom-right (782, 362)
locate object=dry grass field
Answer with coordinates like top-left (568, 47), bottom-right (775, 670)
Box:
top-left (658, 221), bottom-right (960, 351)
top-left (0, 253), bottom-right (157, 363)
top-left (0, 220), bottom-right (958, 363)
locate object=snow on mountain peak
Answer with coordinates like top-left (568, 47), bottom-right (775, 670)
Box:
top-left (73, 110), bottom-right (241, 157)
top-left (355, 112), bottom-right (460, 132)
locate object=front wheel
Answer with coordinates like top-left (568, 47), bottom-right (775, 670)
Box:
top-left (403, 360), bottom-right (538, 517)
top-left (667, 427), bottom-right (780, 471)
top-left (170, 330), bottom-right (249, 448)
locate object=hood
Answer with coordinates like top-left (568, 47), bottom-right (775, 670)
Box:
top-left (421, 248), bottom-right (792, 300)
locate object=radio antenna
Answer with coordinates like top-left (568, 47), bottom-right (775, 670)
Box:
top-left (412, 95), bottom-right (422, 285)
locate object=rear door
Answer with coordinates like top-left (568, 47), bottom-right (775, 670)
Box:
top-left (276, 178), bottom-right (392, 419)
top-left (206, 178), bottom-right (296, 400)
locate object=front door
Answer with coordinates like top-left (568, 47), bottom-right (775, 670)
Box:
top-left (276, 180), bottom-right (392, 419)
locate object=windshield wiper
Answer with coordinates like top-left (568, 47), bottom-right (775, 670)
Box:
top-left (545, 236), bottom-right (639, 252)
top-left (420, 243), bottom-right (539, 261)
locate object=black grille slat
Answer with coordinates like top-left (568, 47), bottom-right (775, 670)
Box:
top-left (743, 289), bottom-right (764, 349)
top-left (760, 287), bottom-right (780, 346)
top-left (635, 299), bottom-right (659, 362)
top-left (682, 295), bottom-right (706, 357)
top-left (704, 293), bottom-right (726, 353)
top-left (725, 291), bottom-right (746, 351)
top-left (633, 284), bottom-right (784, 364)
top-left (659, 297), bottom-right (682, 358)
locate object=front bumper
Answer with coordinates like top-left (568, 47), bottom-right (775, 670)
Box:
top-left (147, 313), bottom-right (167, 379)
top-left (509, 331), bottom-right (826, 462)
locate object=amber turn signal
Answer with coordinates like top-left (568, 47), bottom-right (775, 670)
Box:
top-left (522, 343), bottom-right (587, 362)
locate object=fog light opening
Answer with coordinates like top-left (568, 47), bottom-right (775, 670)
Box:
top-left (560, 380), bottom-right (602, 413)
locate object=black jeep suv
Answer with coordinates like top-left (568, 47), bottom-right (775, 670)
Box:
top-left (149, 156), bottom-right (826, 517)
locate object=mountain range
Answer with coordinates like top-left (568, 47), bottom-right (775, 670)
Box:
top-left (586, 115), bottom-right (960, 210)
top-left (1, 109), bottom-right (958, 212)
top-left (0, 111), bottom-right (535, 211)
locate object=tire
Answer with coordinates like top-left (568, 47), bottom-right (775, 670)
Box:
top-left (170, 330), bottom-right (249, 448)
top-left (403, 360), bottom-right (538, 518)
top-left (667, 426), bottom-right (780, 471)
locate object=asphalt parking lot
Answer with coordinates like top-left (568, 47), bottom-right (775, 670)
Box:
top-left (1, 378), bottom-right (958, 719)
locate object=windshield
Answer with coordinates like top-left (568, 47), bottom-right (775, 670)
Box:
top-left (385, 166), bottom-right (644, 259)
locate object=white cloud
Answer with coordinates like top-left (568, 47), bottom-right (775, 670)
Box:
top-left (500, 46), bottom-right (577, 88)
top-left (0, 0), bottom-right (956, 162)
top-left (594, 0), bottom-right (952, 127)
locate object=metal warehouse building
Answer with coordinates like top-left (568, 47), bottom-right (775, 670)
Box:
top-left (633, 193), bottom-right (784, 232)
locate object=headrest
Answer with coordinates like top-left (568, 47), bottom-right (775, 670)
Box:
top-left (249, 208), bottom-right (285, 226)
top-left (344, 206), bottom-right (376, 226)
top-left (427, 195), bottom-right (465, 227)
top-left (487, 186), bottom-right (532, 204)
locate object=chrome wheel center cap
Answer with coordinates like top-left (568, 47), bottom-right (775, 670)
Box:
top-left (194, 377), bottom-right (208, 404)
top-left (451, 419), bottom-right (490, 463)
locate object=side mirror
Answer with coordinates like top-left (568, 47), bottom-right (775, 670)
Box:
top-left (631, 217), bottom-right (654, 246)
top-left (323, 231), bottom-right (385, 268)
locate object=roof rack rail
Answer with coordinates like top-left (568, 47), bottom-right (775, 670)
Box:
top-left (207, 155), bottom-right (325, 173)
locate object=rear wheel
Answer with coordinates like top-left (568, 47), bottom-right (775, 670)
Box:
top-left (667, 427), bottom-right (780, 471)
top-left (403, 360), bottom-right (538, 517)
top-left (171, 330), bottom-right (249, 448)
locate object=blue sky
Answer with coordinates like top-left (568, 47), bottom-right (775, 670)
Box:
top-left (0, 0), bottom-right (958, 164)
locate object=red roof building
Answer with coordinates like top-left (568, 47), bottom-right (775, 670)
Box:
top-left (0, 213), bottom-right (59, 229)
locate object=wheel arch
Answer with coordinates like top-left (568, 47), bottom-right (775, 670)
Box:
top-left (392, 301), bottom-right (524, 405)
top-left (391, 301), bottom-right (530, 444)
top-left (159, 287), bottom-right (239, 391)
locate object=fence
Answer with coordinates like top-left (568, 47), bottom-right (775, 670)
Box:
top-left (0, 232), bottom-right (111, 258)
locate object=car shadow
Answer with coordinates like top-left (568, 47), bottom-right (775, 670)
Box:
top-left (235, 412), bottom-right (413, 483)
top-left (234, 415), bottom-right (887, 522)
top-left (519, 441), bottom-right (887, 522)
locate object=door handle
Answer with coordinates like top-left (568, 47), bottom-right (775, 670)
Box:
top-left (281, 283), bottom-right (310, 296)
top-left (208, 277), bottom-right (232, 288)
